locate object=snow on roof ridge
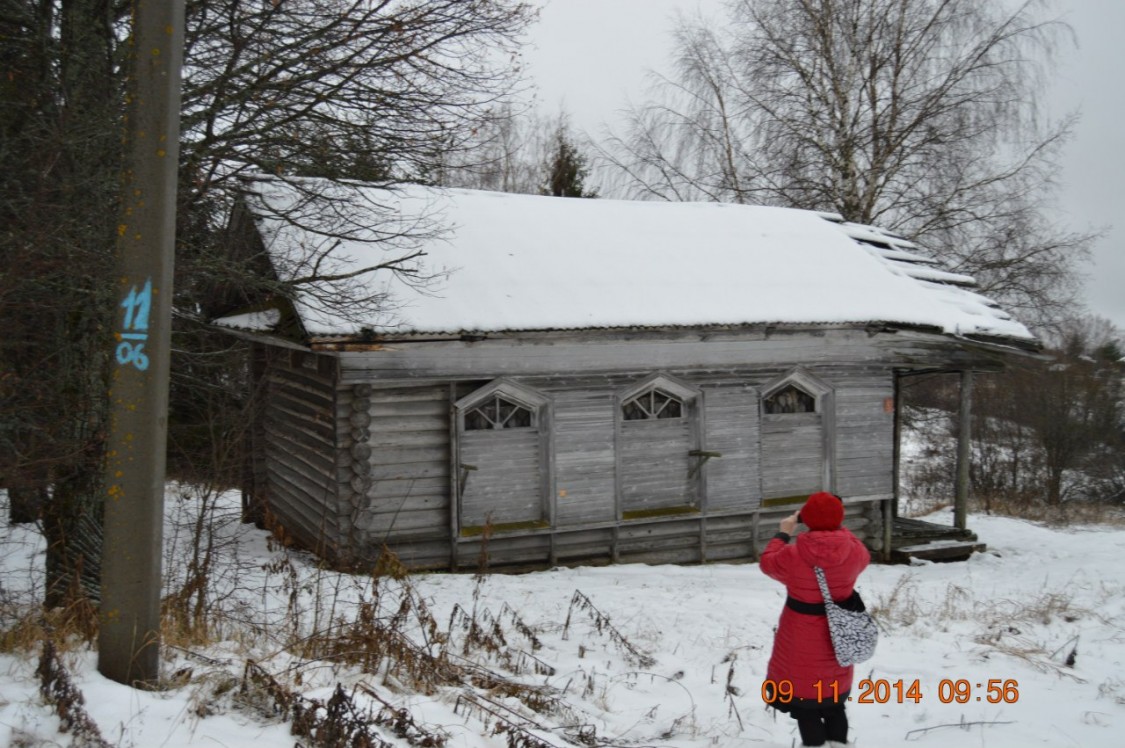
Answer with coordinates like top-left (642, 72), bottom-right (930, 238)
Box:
top-left (231, 177), bottom-right (1034, 343)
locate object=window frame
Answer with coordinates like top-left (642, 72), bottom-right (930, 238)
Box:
top-left (453, 378), bottom-right (554, 536)
top-left (463, 393), bottom-right (536, 431)
top-left (615, 373), bottom-right (705, 519)
top-left (621, 386), bottom-right (687, 421)
top-left (762, 383), bottom-right (818, 414)
top-left (759, 368), bottom-right (836, 506)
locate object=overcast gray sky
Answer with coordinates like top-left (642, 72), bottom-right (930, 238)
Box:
top-left (523, 0), bottom-right (1125, 334)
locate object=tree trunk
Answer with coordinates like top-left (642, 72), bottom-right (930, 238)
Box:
top-left (1045, 470), bottom-right (1064, 507)
top-left (8, 486), bottom-right (46, 525)
top-left (43, 469), bottom-right (105, 608)
top-left (34, 0), bottom-right (119, 611)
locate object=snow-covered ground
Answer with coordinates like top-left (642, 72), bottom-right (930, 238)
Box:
top-left (2, 488), bottom-right (1124, 747)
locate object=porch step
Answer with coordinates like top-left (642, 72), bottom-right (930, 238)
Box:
top-left (890, 539), bottom-right (987, 564)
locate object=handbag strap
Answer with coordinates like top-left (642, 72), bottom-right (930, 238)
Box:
top-left (813, 566), bottom-right (835, 606)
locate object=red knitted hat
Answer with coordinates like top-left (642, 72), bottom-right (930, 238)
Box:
top-left (800, 492), bottom-right (844, 531)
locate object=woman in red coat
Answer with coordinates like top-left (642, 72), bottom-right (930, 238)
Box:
top-left (760, 492), bottom-right (870, 747)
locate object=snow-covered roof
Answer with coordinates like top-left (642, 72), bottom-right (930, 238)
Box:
top-left (216, 175), bottom-right (1035, 345)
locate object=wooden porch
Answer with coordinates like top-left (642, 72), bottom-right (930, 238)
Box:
top-left (886, 368), bottom-right (991, 564)
top-left (888, 516), bottom-right (986, 563)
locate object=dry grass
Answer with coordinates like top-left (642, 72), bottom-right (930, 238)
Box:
top-left (873, 574), bottom-right (1089, 628)
top-left (869, 576), bottom-right (972, 628)
top-left (3, 488), bottom-right (648, 747)
top-left (1098, 677), bottom-right (1125, 705)
top-left (900, 493), bottom-right (1125, 527)
top-left (37, 637), bottom-right (113, 748)
top-left (0, 594), bottom-right (98, 655)
top-left (870, 572), bottom-right (1099, 679)
top-left (975, 496), bottom-right (1125, 527)
top-left (178, 540), bottom-right (608, 746)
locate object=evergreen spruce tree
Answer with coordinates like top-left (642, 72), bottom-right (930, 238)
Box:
top-left (542, 124), bottom-right (597, 198)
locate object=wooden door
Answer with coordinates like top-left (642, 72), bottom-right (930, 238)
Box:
top-left (455, 384), bottom-right (550, 533)
top-left (759, 377), bottom-right (833, 505)
top-left (460, 426), bottom-right (543, 528)
top-left (617, 381), bottom-right (700, 518)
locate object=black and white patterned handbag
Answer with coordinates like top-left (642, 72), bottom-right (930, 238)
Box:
top-left (814, 566), bottom-right (878, 667)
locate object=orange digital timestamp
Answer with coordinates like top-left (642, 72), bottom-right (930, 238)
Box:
top-left (762, 678), bottom-right (1020, 704)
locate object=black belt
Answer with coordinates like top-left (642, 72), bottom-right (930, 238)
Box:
top-left (785, 591), bottom-right (866, 616)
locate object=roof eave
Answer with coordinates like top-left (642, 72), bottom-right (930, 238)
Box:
top-left (303, 319), bottom-right (1037, 351)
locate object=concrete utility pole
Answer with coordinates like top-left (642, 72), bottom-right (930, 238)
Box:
top-left (98, 0), bottom-right (186, 687)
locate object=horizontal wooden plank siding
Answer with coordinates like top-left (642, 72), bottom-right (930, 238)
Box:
top-left (348, 482), bottom-right (881, 571)
top-left (349, 386), bottom-right (452, 552)
top-left (453, 533), bottom-right (553, 569)
top-left (378, 539), bottom-right (452, 570)
top-left (761, 414), bottom-right (824, 499)
top-left (748, 503), bottom-right (877, 556)
top-left (552, 527), bottom-right (616, 564)
top-left (460, 428), bottom-right (543, 527)
top-left (833, 377), bottom-right (895, 498)
top-left (245, 329), bottom-right (910, 569)
top-left (335, 328), bottom-right (898, 382)
top-left (261, 353), bottom-right (340, 556)
top-left (702, 514), bottom-right (757, 562)
top-left (616, 517), bottom-right (706, 565)
top-left (620, 418), bottom-right (695, 512)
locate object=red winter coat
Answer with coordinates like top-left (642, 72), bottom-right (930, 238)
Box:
top-left (761, 528), bottom-right (871, 702)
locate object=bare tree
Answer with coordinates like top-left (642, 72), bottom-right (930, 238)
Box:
top-left (425, 102), bottom-right (541, 194)
top-left (1, 0), bottom-right (120, 604)
top-left (958, 315), bottom-right (1123, 507)
top-left (602, 0), bottom-right (1092, 324)
top-left (177, 0), bottom-right (535, 316)
top-left (0, 0), bottom-right (534, 607)
top-left (442, 106), bottom-right (598, 196)
top-left (180, 0), bottom-right (532, 193)
top-left (906, 315), bottom-right (1123, 510)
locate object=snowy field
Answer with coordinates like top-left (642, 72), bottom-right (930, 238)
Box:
top-left (2, 488), bottom-right (1125, 747)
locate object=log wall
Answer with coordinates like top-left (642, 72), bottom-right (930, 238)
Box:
top-left (259, 349), bottom-right (342, 557)
top-left (252, 329), bottom-right (902, 570)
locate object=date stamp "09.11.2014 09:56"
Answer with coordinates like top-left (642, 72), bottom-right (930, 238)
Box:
top-left (762, 678), bottom-right (1021, 705)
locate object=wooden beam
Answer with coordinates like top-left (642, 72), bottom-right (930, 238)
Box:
top-left (892, 540), bottom-right (986, 564)
top-left (885, 374), bottom-right (902, 561)
top-left (954, 370), bottom-right (973, 531)
top-left (448, 383), bottom-right (459, 571)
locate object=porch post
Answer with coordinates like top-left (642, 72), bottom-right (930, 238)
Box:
top-left (954, 370), bottom-right (973, 530)
top-left (884, 373), bottom-right (902, 561)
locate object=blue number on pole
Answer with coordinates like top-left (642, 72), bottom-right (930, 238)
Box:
top-left (116, 279), bottom-right (152, 371)
top-left (120, 280), bottom-right (152, 332)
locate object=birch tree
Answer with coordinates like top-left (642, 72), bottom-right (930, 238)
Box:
top-left (603, 0), bottom-right (1091, 323)
top-left (441, 107), bottom-right (598, 197)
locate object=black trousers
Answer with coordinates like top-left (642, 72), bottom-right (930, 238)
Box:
top-left (793, 703), bottom-right (848, 746)
top-left (764, 682), bottom-right (849, 747)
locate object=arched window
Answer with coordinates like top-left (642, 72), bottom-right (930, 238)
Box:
top-left (622, 388), bottom-right (684, 421)
top-left (464, 395), bottom-right (534, 430)
top-left (763, 384), bottom-right (816, 414)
